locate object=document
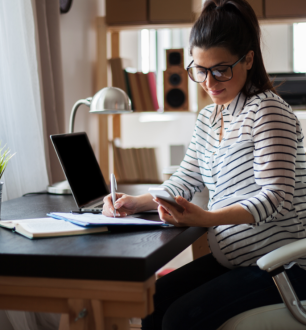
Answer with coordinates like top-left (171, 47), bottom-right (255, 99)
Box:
top-left (48, 212), bottom-right (168, 227)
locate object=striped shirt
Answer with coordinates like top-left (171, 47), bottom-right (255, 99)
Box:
top-left (162, 90), bottom-right (306, 269)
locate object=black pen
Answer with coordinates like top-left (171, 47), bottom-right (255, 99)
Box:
top-left (70, 210), bottom-right (101, 214)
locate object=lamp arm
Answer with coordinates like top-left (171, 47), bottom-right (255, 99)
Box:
top-left (69, 97), bottom-right (92, 133)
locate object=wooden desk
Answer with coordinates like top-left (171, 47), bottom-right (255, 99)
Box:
top-left (0, 185), bottom-right (207, 330)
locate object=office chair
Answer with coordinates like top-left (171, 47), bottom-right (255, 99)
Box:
top-left (218, 238), bottom-right (306, 330)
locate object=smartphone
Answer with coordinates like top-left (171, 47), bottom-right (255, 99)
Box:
top-left (148, 187), bottom-right (184, 213)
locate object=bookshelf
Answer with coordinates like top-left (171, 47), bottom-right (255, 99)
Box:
top-left (97, 14), bottom-right (305, 183)
top-left (96, 18), bottom-right (212, 184)
top-left (107, 18), bottom-right (306, 32)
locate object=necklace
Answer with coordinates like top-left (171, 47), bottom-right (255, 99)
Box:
top-left (219, 105), bottom-right (224, 143)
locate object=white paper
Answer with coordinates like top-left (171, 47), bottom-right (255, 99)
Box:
top-left (50, 212), bottom-right (164, 226)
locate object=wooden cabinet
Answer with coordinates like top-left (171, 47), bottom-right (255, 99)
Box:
top-left (265, 0), bottom-right (306, 18)
top-left (248, 0), bottom-right (264, 18)
top-left (106, 0), bottom-right (194, 25)
top-left (106, 0), bottom-right (148, 25)
top-left (106, 0), bottom-right (306, 27)
top-left (149, 0), bottom-right (193, 23)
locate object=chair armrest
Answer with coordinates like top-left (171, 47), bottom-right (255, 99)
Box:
top-left (257, 238), bottom-right (306, 325)
top-left (257, 238), bottom-right (306, 272)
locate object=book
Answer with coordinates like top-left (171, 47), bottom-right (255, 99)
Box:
top-left (149, 148), bottom-right (160, 182)
top-left (145, 148), bottom-right (154, 182)
top-left (135, 73), bottom-right (147, 111)
top-left (113, 141), bottom-right (125, 181)
top-left (138, 73), bottom-right (155, 111)
top-left (113, 144), bottom-right (161, 183)
top-left (127, 72), bottom-right (143, 111)
top-left (0, 218), bottom-right (108, 239)
top-left (133, 148), bottom-right (145, 182)
top-left (123, 70), bottom-right (134, 110)
top-left (48, 213), bottom-right (167, 227)
top-left (126, 148), bottom-right (139, 182)
top-left (140, 148), bottom-right (151, 182)
top-left (108, 58), bottom-right (127, 92)
top-left (147, 72), bottom-right (159, 111)
top-left (121, 147), bottom-right (133, 182)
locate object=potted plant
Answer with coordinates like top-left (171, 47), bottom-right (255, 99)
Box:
top-left (0, 144), bottom-right (15, 217)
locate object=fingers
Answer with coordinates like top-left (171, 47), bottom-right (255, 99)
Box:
top-left (158, 205), bottom-right (186, 227)
top-left (154, 198), bottom-right (182, 218)
top-left (103, 193), bottom-right (138, 217)
top-left (155, 198), bottom-right (187, 227)
top-left (175, 195), bottom-right (188, 207)
top-left (106, 194), bottom-right (128, 209)
top-left (102, 206), bottom-right (127, 217)
top-left (158, 205), bottom-right (174, 223)
top-left (102, 193), bottom-right (128, 217)
top-left (114, 195), bottom-right (126, 209)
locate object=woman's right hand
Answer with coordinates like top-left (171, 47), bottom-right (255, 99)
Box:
top-left (102, 193), bottom-right (140, 217)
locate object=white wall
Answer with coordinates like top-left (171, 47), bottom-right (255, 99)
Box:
top-left (119, 31), bottom-right (139, 70)
top-left (120, 112), bottom-right (197, 181)
top-left (59, 0), bottom-right (105, 157)
top-left (261, 24), bottom-right (293, 73)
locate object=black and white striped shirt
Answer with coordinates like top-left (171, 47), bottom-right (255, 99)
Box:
top-left (163, 90), bottom-right (306, 269)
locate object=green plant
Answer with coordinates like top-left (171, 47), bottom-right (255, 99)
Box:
top-left (0, 144), bottom-right (15, 180)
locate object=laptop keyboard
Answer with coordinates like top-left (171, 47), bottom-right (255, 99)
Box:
top-left (81, 203), bottom-right (104, 212)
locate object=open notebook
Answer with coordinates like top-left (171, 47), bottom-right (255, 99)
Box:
top-left (0, 218), bottom-right (108, 239)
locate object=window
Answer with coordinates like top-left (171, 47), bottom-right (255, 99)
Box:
top-left (293, 23), bottom-right (306, 73)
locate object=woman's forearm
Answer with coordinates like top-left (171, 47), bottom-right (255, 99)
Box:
top-left (156, 195), bottom-right (255, 227)
top-left (206, 203), bottom-right (255, 227)
top-left (135, 193), bottom-right (158, 212)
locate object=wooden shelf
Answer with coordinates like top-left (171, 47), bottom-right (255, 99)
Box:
top-left (294, 111), bottom-right (306, 119)
top-left (127, 111), bottom-right (194, 113)
top-left (259, 17), bottom-right (306, 25)
top-left (107, 17), bottom-right (306, 32)
top-left (107, 22), bottom-right (194, 32)
top-left (122, 111), bottom-right (197, 123)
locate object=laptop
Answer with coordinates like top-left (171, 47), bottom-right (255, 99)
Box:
top-left (50, 132), bottom-right (110, 211)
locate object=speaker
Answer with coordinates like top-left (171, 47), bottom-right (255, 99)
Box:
top-left (164, 49), bottom-right (189, 111)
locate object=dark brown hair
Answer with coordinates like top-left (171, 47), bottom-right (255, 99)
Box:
top-left (189, 0), bottom-right (277, 97)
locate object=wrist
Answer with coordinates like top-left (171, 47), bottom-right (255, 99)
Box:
top-left (134, 193), bottom-right (157, 213)
top-left (203, 209), bottom-right (215, 227)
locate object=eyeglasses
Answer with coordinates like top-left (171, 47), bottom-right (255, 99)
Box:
top-left (186, 55), bottom-right (246, 83)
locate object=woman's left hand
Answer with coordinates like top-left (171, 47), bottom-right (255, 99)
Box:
top-left (155, 196), bottom-right (207, 227)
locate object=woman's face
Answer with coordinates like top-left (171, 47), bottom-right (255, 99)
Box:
top-left (192, 46), bottom-right (254, 107)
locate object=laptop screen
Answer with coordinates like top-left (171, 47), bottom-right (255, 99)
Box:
top-left (51, 132), bottom-right (109, 208)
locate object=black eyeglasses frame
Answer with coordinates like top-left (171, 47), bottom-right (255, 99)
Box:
top-left (186, 54), bottom-right (246, 83)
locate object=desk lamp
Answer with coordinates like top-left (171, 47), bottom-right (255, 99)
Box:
top-left (47, 87), bottom-right (132, 195)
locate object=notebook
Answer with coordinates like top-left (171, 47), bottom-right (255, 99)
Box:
top-left (0, 218), bottom-right (108, 239)
top-left (50, 132), bottom-right (110, 211)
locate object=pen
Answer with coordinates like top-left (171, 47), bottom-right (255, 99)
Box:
top-left (110, 173), bottom-right (117, 218)
top-left (70, 210), bottom-right (101, 214)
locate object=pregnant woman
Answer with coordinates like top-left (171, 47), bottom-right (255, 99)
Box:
top-left (103, 0), bottom-right (306, 329)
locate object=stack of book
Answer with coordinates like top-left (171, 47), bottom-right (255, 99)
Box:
top-left (108, 58), bottom-right (159, 111)
top-left (113, 144), bottom-right (161, 183)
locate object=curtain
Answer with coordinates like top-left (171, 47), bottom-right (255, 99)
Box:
top-left (0, 0), bottom-right (65, 327)
top-left (0, 0), bottom-right (49, 201)
top-left (33, 0), bottom-right (66, 185)
top-left (0, 310), bottom-right (60, 330)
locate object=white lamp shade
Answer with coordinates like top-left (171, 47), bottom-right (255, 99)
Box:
top-left (89, 87), bottom-right (132, 114)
